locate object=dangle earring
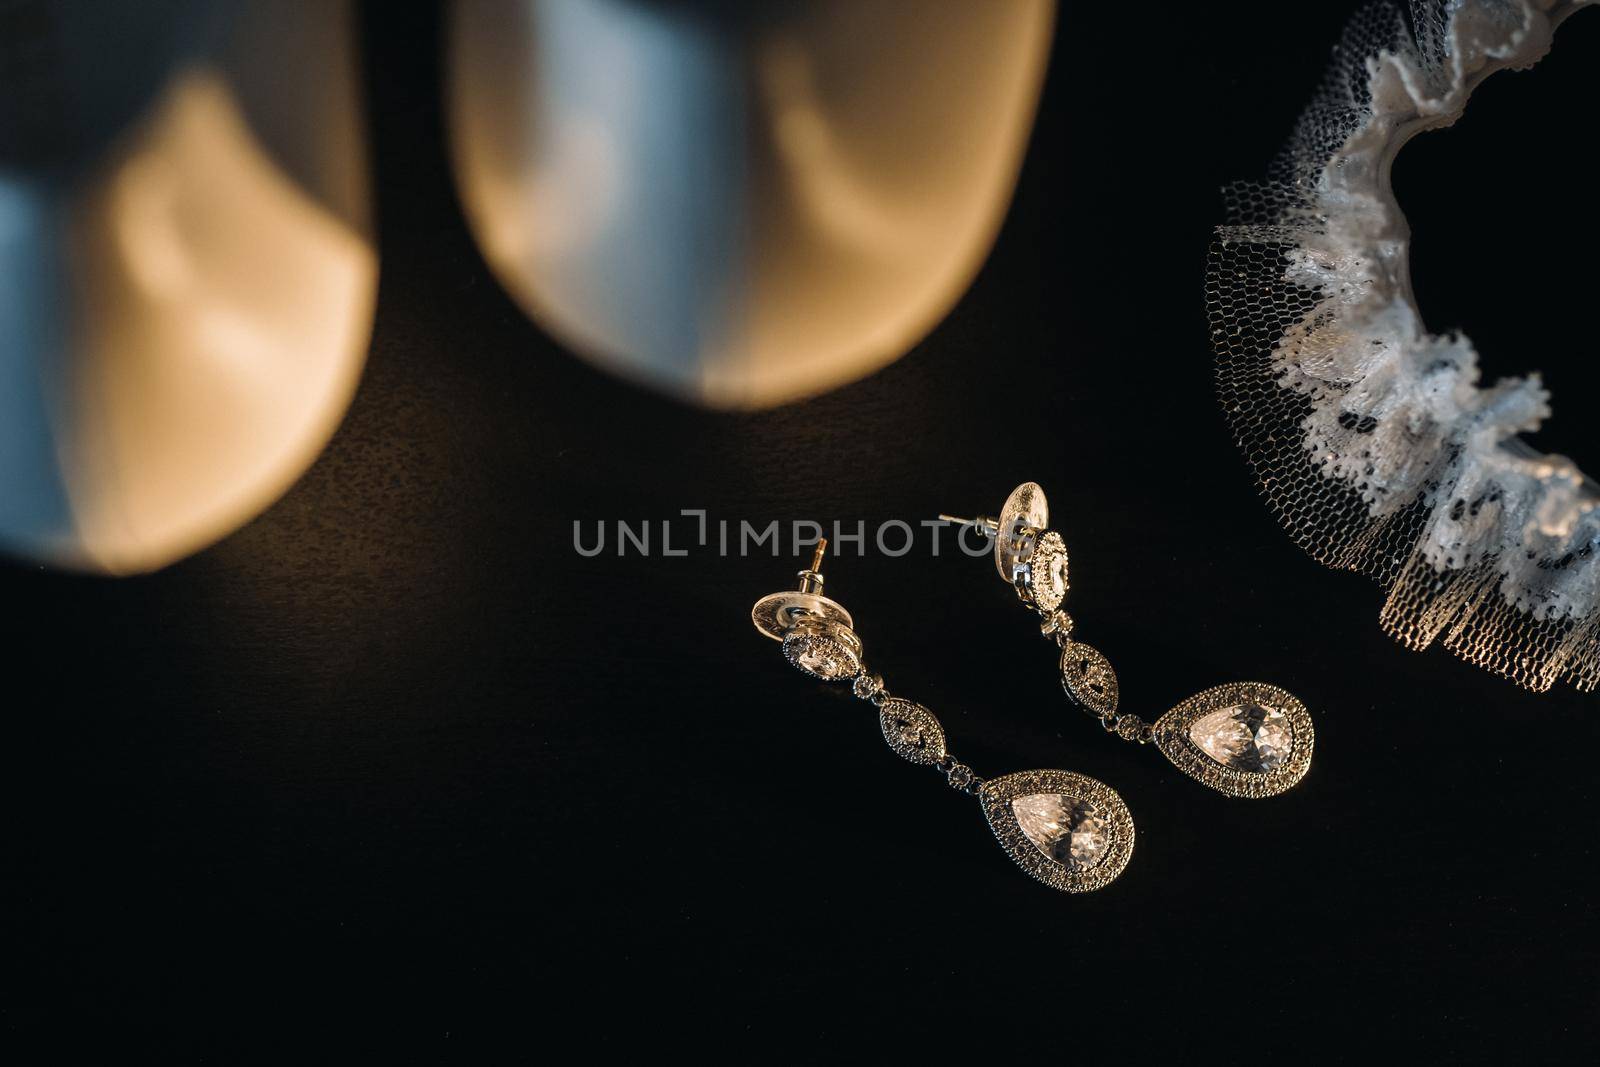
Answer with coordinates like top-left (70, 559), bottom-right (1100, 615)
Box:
top-left (753, 539), bottom-right (1135, 893)
top-left (941, 483), bottom-right (1314, 799)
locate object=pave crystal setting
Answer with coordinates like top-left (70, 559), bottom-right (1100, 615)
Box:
top-left (781, 624), bottom-right (862, 681)
top-left (1059, 640), bottom-right (1118, 718)
top-left (877, 698), bottom-right (947, 765)
top-left (979, 770), bottom-right (1133, 892)
top-left (1011, 793), bottom-right (1109, 871)
top-left (1153, 683), bottom-right (1313, 798)
top-left (1024, 531), bottom-right (1070, 612)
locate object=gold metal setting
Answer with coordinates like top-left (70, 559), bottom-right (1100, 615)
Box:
top-left (782, 620), bottom-right (864, 681)
top-left (877, 698), bottom-right (947, 765)
top-left (1058, 640), bottom-right (1118, 717)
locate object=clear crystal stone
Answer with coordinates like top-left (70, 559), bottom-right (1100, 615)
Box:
top-left (945, 762), bottom-right (975, 790)
top-left (1010, 793), bottom-right (1109, 871)
top-left (797, 645), bottom-right (841, 677)
top-left (783, 630), bottom-right (859, 680)
top-left (1026, 533), bottom-right (1070, 611)
top-left (1042, 553), bottom-right (1068, 602)
top-left (1188, 703), bottom-right (1292, 772)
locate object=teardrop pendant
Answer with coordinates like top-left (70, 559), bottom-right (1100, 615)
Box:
top-left (978, 770), bottom-right (1134, 892)
top-left (1152, 683), bottom-right (1313, 798)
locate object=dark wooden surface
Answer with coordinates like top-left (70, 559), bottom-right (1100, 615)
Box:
top-left (11, 1), bottom-right (1597, 1053)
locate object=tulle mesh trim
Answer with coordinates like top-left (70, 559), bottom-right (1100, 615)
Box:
top-left (1207, 0), bottom-right (1599, 692)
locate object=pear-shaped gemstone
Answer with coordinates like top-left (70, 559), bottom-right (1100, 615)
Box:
top-left (1188, 703), bottom-right (1292, 772)
top-left (1010, 793), bottom-right (1109, 871)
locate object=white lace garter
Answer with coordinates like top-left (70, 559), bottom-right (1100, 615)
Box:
top-left (1208, 0), bottom-right (1598, 691)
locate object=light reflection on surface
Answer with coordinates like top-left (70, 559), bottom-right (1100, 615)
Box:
top-left (0, 48), bottom-right (374, 574)
top-left (451, 0), bottom-right (1055, 409)
top-left (67, 70), bottom-right (375, 575)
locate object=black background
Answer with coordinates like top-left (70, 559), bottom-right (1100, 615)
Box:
top-left (11, 0), bottom-right (1598, 1055)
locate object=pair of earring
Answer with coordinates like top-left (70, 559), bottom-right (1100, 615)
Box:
top-left (752, 482), bottom-right (1314, 894)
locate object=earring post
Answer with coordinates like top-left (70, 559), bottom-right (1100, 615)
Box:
top-left (938, 514), bottom-right (999, 532)
top-left (796, 537), bottom-right (828, 595)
